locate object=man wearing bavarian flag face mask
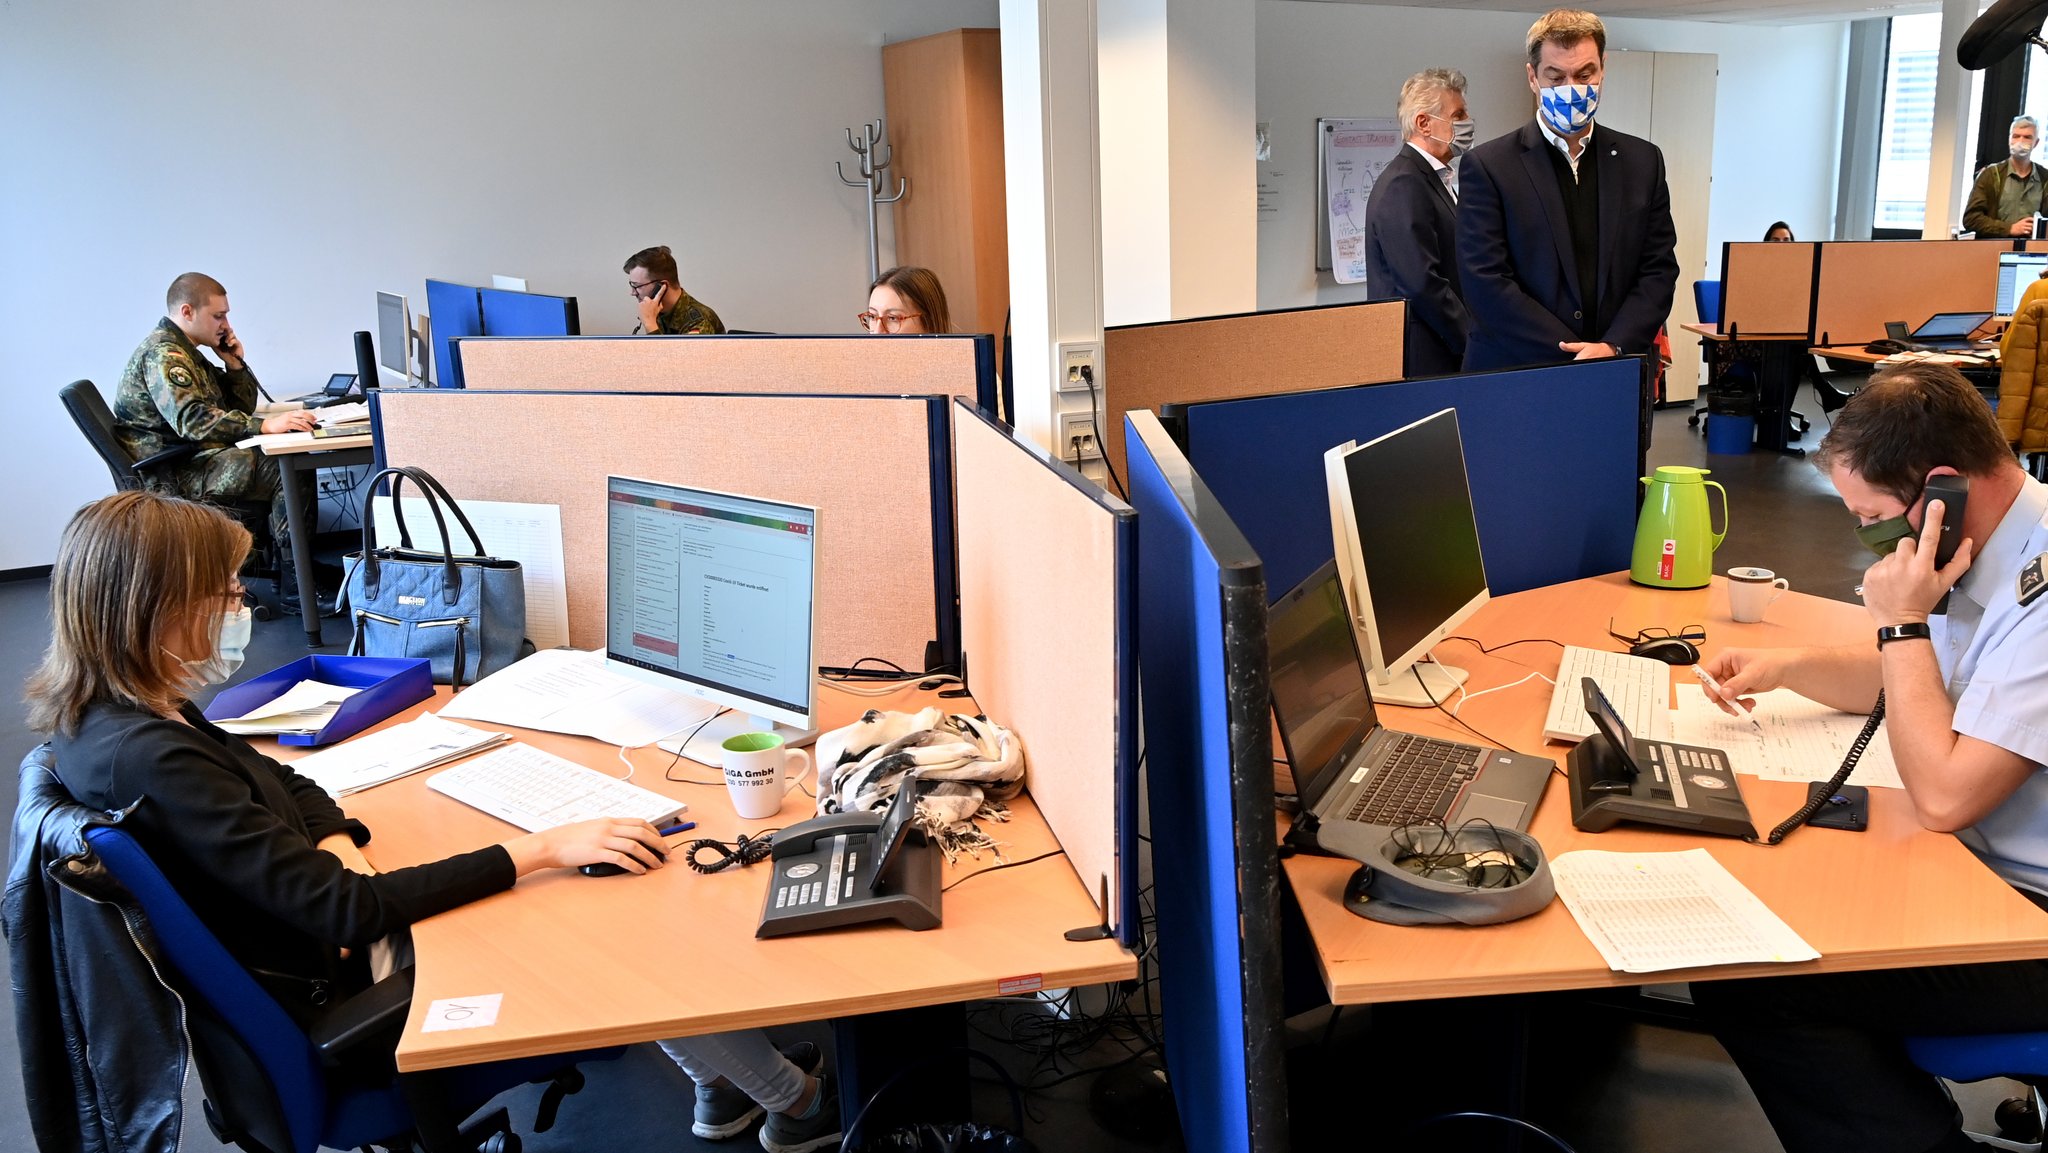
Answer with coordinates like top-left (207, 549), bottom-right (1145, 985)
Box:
top-left (1682, 363), bottom-right (2048, 1153)
top-left (1455, 9), bottom-right (1678, 374)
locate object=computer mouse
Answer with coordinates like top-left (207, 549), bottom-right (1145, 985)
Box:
top-left (578, 862), bottom-right (629, 877)
top-left (1628, 637), bottom-right (1700, 666)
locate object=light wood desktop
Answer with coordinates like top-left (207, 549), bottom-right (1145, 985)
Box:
top-left (1676, 322), bottom-right (1809, 343)
top-left (1281, 573), bottom-right (2048, 1006)
top-left (272, 679), bottom-right (1133, 1073)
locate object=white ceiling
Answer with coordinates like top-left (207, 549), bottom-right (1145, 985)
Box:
top-left (1294, 0), bottom-right (1948, 29)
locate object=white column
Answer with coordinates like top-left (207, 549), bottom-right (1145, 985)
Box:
top-left (1922, 0), bottom-right (1977, 239)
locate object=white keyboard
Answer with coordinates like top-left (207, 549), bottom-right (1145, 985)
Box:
top-left (1543, 645), bottom-right (1673, 743)
top-left (428, 744), bottom-right (686, 832)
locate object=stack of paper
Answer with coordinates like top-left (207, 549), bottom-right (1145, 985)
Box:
top-left (316, 401), bottom-right (369, 425)
top-left (439, 648), bottom-right (716, 747)
top-left (1669, 684), bottom-right (1902, 789)
top-left (1550, 848), bottom-right (1821, 973)
top-left (289, 715), bottom-right (509, 796)
top-left (214, 681), bottom-right (361, 736)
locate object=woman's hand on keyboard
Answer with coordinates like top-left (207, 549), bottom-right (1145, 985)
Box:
top-left (505, 819), bottom-right (668, 877)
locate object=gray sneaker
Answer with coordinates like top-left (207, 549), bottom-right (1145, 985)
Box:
top-left (759, 1072), bottom-right (842, 1153)
top-left (693, 1043), bottom-right (827, 1141)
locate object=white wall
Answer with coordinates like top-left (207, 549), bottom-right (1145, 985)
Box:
top-left (0, 0), bottom-right (995, 570)
top-left (1256, 1), bottom-right (1849, 309)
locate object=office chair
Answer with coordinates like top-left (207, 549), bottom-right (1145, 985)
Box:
top-left (14, 744), bottom-right (615, 1153)
top-left (60, 378), bottom-right (279, 617)
top-left (1907, 1032), bottom-right (2048, 1150)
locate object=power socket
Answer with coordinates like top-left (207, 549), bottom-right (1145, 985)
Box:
top-left (1058, 408), bottom-right (1103, 465)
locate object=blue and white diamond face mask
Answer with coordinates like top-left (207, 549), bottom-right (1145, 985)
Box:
top-left (1537, 83), bottom-right (1600, 136)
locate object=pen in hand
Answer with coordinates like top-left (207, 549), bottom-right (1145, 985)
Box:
top-left (1693, 666), bottom-right (1763, 733)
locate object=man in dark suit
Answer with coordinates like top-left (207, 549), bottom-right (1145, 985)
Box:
top-left (1365, 68), bottom-right (1473, 378)
top-left (1457, 8), bottom-right (1677, 373)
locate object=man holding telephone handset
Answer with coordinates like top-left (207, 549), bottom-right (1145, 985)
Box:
top-left (114, 273), bottom-right (316, 590)
top-left (1683, 362), bottom-right (2048, 1153)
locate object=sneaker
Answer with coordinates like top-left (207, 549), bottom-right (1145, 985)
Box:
top-left (759, 1073), bottom-right (842, 1153)
top-left (691, 1043), bottom-right (827, 1141)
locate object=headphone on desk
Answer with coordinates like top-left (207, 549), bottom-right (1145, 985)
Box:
top-left (1342, 820), bottom-right (1555, 926)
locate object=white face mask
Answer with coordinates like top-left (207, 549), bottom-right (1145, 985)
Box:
top-left (1537, 82), bottom-right (1600, 136)
top-left (2014, 139), bottom-right (2036, 162)
top-left (1425, 114), bottom-right (1478, 157)
top-left (173, 605), bottom-right (253, 688)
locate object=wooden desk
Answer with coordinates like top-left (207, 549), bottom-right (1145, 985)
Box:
top-left (275, 680), bottom-right (1133, 1072)
top-left (1281, 573), bottom-right (2048, 1005)
top-left (1676, 323), bottom-right (1807, 343)
top-left (1677, 323), bottom-right (1809, 454)
top-left (260, 432), bottom-right (374, 648)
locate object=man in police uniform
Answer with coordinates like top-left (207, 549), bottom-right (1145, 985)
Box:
top-left (623, 245), bottom-right (725, 335)
top-left (115, 272), bottom-right (316, 573)
top-left (1688, 362), bottom-right (2048, 1153)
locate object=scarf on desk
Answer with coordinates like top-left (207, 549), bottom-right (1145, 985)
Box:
top-left (816, 707), bottom-right (1025, 861)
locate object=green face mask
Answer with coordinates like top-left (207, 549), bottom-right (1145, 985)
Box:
top-left (1855, 488), bottom-right (1923, 557)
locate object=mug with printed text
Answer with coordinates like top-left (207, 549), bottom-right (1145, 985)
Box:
top-left (720, 732), bottom-right (812, 820)
top-left (1727, 567), bottom-right (1791, 623)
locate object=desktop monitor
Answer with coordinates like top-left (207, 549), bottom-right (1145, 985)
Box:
top-left (424, 279), bottom-right (484, 389)
top-left (478, 286), bottom-right (580, 337)
top-left (1997, 252), bottom-right (2048, 316)
top-left (1323, 407), bottom-right (1489, 706)
top-left (603, 476), bottom-right (820, 765)
top-left (375, 291), bottom-right (415, 386)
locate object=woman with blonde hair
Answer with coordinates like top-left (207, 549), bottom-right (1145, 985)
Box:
top-left (860, 265), bottom-right (952, 334)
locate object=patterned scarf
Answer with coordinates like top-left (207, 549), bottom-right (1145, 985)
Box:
top-left (816, 707), bottom-right (1025, 861)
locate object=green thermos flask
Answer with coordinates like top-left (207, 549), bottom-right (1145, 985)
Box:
top-left (1631, 466), bottom-right (1727, 589)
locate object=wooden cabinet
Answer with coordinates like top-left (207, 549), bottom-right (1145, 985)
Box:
top-left (882, 28), bottom-right (1009, 350)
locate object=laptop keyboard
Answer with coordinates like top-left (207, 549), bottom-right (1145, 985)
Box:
top-left (1346, 734), bottom-right (1483, 826)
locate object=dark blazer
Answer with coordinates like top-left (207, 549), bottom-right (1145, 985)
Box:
top-left (1456, 120), bottom-right (1678, 372)
top-left (1365, 143), bottom-right (1468, 377)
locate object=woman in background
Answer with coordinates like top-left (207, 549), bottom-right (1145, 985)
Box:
top-left (861, 265), bottom-right (951, 334)
top-left (1763, 221), bottom-right (1795, 241)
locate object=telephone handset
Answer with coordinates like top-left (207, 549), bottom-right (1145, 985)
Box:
top-left (756, 778), bottom-right (942, 938)
top-left (1755, 693), bottom-right (1885, 844)
top-left (1925, 474), bottom-right (1969, 615)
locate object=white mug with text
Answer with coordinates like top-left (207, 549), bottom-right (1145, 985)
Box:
top-left (719, 732), bottom-right (812, 820)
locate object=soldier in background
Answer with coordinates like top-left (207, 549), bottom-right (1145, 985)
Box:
top-left (624, 245), bottom-right (726, 334)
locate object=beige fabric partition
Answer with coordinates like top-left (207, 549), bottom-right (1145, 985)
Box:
top-left (1719, 241), bottom-right (1815, 335)
top-left (374, 390), bottom-right (944, 672)
top-left (1813, 239), bottom-right (2011, 345)
top-left (1101, 301), bottom-right (1404, 475)
top-left (952, 400), bottom-right (1130, 929)
top-left (456, 334), bottom-right (985, 403)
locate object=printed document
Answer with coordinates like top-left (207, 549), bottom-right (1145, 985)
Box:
top-left (1551, 848), bottom-right (1821, 974)
top-left (437, 648), bottom-right (716, 747)
top-left (213, 680), bottom-right (360, 736)
top-left (289, 714), bottom-right (508, 796)
top-left (1670, 684), bottom-right (1901, 789)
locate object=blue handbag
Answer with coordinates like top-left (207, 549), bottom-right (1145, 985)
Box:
top-left (345, 466), bottom-right (531, 686)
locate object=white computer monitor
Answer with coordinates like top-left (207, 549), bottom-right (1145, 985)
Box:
top-left (375, 290), bottom-right (414, 386)
top-left (1997, 252), bottom-right (2048, 316)
top-left (603, 476), bottom-right (821, 765)
top-left (1323, 408), bottom-right (1490, 707)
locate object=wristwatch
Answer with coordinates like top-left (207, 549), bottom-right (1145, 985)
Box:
top-left (1877, 622), bottom-right (1933, 648)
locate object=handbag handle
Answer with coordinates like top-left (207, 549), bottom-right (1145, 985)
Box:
top-left (838, 1046), bottom-right (1027, 1153)
top-left (356, 466), bottom-right (479, 604)
top-left (388, 466), bottom-right (490, 558)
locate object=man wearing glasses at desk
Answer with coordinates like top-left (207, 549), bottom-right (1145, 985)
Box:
top-left (624, 245), bottom-right (725, 335)
top-left (1691, 362), bottom-right (2048, 1153)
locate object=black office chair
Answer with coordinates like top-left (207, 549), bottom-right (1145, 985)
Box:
top-left (60, 379), bottom-right (278, 616)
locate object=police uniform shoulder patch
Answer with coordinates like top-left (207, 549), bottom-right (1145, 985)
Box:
top-left (2020, 552), bottom-right (2048, 607)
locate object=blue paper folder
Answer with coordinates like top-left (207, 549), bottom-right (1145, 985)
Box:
top-left (203, 655), bottom-right (433, 747)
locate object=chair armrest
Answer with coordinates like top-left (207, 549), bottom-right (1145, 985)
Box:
top-left (133, 444), bottom-right (200, 476)
top-left (308, 966), bottom-right (415, 1069)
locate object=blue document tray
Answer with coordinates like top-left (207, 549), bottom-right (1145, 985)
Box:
top-left (204, 655), bottom-right (433, 747)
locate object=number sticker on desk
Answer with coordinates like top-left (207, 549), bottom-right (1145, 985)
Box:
top-left (421, 992), bottom-right (504, 1033)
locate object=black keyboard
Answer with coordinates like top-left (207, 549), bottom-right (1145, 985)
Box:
top-left (1345, 734), bottom-right (1484, 825)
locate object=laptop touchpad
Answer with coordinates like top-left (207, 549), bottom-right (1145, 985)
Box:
top-left (1460, 794), bottom-right (1527, 829)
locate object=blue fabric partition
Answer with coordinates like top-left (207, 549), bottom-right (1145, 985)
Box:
top-left (478, 287), bottom-right (580, 336)
top-left (424, 279), bottom-right (483, 388)
top-left (1172, 357), bottom-right (1643, 602)
top-left (1125, 410), bottom-right (1288, 1153)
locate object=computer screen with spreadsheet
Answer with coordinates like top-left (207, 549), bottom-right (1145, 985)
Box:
top-left (1997, 252), bottom-right (2048, 315)
top-left (604, 477), bottom-right (819, 753)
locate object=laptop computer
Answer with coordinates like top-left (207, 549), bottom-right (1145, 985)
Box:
top-left (1904, 311), bottom-right (1994, 352)
top-left (1272, 560), bottom-right (1555, 862)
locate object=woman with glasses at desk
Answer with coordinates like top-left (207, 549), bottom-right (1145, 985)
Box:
top-left (860, 265), bottom-right (952, 335)
top-left (25, 491), bottom-right (842, 1153)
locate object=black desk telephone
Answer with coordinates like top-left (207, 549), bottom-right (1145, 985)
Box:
top-left (755, 779), bottom-right (942, 938)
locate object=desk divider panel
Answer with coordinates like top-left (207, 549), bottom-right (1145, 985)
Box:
top-left (951, 399), bottom-right (1137, 943)
top-left (1719, 241), bottom-right (1816, 335)
top-left (1125, 410), bottom-right (1287, 1153)
top-left (1101, 300), bottom-right (1405, 477)
top-left (370, 389), bottom-right (955, 674)
top-left (1169, 358), bottom-right (1642, 603)
top-left (1812, 239), bottom-right (2012, 344)
top-left (454, 333), bottom-right (997, 412)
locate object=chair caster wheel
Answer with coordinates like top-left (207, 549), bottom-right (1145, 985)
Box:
top-left (479, 1133), bottom-right (520, 1153)
top-left (251, 604), bottom-right (274, 622)
top-left (1994, 1095), bottom-right (2041, 1142)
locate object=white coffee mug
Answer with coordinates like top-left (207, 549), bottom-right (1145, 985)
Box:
top-left (719, 732), bottom-right (811, 820)
top-left (1727, 567), bottom-right (1791, 623)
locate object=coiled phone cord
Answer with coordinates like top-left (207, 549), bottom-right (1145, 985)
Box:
top-left (1754, 691), bottom-right (1886, 846)
top-left (685, 832), bottom-right (776, 874)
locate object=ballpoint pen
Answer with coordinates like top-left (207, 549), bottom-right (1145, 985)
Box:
top-left (658, 821), bottom-right (697, 838)
top-left (1693, 666), bottom-right (1763, 733)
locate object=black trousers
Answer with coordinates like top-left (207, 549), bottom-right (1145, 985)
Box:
top-left (1692, 958), bottom-right (2048, 1153)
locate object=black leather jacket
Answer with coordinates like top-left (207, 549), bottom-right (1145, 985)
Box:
top-left (5, 744), bottom-right (190, 1153)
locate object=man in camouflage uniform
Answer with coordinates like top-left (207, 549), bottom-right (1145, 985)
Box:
top-left (114, 272), bottom-right (317, 557)
top-left (623, 245), bottom-right (726, 334)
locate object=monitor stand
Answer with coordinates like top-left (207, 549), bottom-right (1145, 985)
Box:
top-left (1368, 661), bottom-right (1470, 708)
top-left (658, 711), bottom-right (820, 768)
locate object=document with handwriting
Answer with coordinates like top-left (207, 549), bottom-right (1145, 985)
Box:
top-left (1670, 684), bottom-right (1901, 789)
top-left (1551, 849), bottom-right (1820, 974)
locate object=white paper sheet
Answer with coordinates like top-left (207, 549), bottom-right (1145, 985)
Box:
top-left (315, 401), bottom-right (369, 425)
top-left (437, 648), bottom-right (716, 747)
top-left (372, 497), bottom-right (570, 651)
top-left (1669, 684), bottom-right (1901, 789)
top-left (213, 680), bottom-right (362, 735)
top-left (287, 714), bottom-right (508, 796)
top-left (1550, 848), bottom-right (1821, 974)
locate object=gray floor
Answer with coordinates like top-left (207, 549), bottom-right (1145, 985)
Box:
top-left (0, 388), bottom-right (2031, 1152)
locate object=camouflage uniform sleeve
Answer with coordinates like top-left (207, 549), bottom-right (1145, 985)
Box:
top-left (145, 345), bottom-right (261, 444)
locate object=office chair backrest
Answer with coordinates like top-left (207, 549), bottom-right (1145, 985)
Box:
top-left (59, 379), bottom-right (144, 491)
top-left (1694, 281), bottom-right (1723, 328)
top-left (83, 825), bottom-right (327, 1153)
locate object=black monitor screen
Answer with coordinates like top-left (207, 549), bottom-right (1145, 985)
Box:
top-left (1339, 409), bottom-right (1487, 670)
top-left (1913, 311), bottom-right (1991, 340)
top-left (1266, 561), bottom-right (1375, 809)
